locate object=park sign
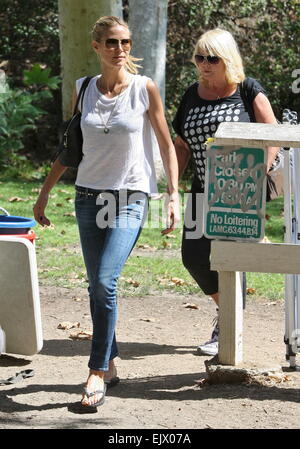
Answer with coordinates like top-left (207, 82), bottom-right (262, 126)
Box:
top-left (204, 144), bottom-right (267, 241)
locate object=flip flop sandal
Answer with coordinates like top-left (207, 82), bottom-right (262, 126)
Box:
top-left (104, 376), bottom-right (120, 388)
top-left (0, 369), bottom-right (35, 386)
top-left (81, 383), bottom-right (107, 408)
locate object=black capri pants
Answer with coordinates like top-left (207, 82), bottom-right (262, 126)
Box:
top-left (181, 190), bottom-right (218, 296)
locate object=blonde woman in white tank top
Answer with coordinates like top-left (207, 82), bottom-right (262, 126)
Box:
top-left (33, 16), bottom-right (179, 409)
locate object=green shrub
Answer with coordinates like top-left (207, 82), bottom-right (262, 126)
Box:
top-left (0, 65), bottom-right (60, 169)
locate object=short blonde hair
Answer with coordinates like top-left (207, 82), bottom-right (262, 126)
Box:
top-left (192, 28), bottom-right (245, 85)
top-left (91, 16), bottom-right (142, 74)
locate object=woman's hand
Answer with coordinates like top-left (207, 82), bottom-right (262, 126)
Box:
top-left (33, 193), bottom-right (51, 226)
top-left (161, 192), bottom-right (180, 235)
top-left (32, 158), bottom-right (68, 227)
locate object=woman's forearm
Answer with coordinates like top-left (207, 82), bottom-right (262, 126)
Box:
top-left (39, 158), bottom-right (68, 197)
top-left (174, 136), bottom-right (191, 179)
top-left (159, 145), bottom-right (179, 197)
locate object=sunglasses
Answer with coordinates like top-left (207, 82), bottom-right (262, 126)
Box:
top-left (104, 38), bottom-right (132, 50)
top-left (195, 54), bottom-right (220, 65)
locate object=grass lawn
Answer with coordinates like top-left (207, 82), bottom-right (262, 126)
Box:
top-left (0, 178), bottom-right (286, 300)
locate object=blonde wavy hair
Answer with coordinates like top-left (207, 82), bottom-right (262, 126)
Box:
top-left (91, 16), bottom-right (142, 74)
top-left (192, 28), bottom-right (245, 85)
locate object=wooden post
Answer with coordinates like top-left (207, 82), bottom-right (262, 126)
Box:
top-left (218, 271), bottom-right (243, 365)
top-left (211, 241), bottom-right (300, 365)
top-left (209, 122), bottom-right (300, 367)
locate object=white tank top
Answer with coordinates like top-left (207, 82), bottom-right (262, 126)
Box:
top-left (75, 74), bottom-right (158, 194)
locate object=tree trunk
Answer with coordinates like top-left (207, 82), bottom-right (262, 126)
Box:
top-left (58, 0), bottom-right (123, 119)
top-left (128, 0), bottom-right (168, 104)
top-left (128, 1), bottom-right (168, 179)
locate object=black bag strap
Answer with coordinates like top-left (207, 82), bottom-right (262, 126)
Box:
top-left (239, 79), bottom-right (256, 123)
top-left (72, 76), bottom-right (92, 116)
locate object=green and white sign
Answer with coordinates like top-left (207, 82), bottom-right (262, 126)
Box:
top-left (204, 145), bottom-right (266, 241)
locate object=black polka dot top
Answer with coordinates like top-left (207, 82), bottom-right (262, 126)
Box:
top-left (172, 77), bottom-right (266, 192)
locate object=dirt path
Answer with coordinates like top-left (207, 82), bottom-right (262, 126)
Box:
top-left (0, 285), bottom-right (299, 430)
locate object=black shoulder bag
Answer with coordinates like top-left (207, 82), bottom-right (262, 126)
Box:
top-left (57, 76), bottom-right (92, 168)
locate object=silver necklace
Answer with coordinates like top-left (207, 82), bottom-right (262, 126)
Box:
top-left (97, 77), bottom-right (127, 134)
top-left (99, 97), bottom-right (119, 134)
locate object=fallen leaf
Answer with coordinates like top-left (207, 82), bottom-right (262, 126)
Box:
top-left (171, 277), bottom-right (186, 286)
top-left (158, 277), bottom-right (171, 285)
top-left (73, 297), bottom-right (85, 302)
top-left (58, 321), bottom-right (80, 330)
top-left (8, 196), bottom-right (26, 202)
top-left (63, 212), bottom-right (76, 217)
top-left (124, 278), bottom-right (140, 287)
top-left (158, 277), bottom-right (188, 287)
top-left (69, 330), bottom-right (93, 340)
top-left (182, 302), bottom-right (199, 310)
top-left (140, 317), bottom-right (156, 323)
top-left (162, 240), bottom-right (172, 249)
top-left (246, 287), bottom-right (256, 295)
top-left (136, 244), bottom-right (157, 251)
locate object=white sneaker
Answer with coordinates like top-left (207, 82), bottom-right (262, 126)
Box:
top-left (197, 314), bottom-right (219, 356)
top-left (197, 336), bottom-right (218, 356)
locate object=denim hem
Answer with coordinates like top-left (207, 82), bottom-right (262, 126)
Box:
top-left (88, 364), bottom-right (109, 372)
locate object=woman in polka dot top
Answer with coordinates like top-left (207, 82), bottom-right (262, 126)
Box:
top-left (172, 28), bottom-right (278, 357)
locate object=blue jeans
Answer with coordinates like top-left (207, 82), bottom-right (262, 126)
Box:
top-left (75, 187), bottom-right (148, 371)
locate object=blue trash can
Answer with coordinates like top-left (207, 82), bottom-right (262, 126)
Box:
top-left (0, 208), bottom-right (36, 235)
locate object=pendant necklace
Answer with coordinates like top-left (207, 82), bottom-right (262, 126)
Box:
top-left (99, 96), bottom-right (119, 134)
top-left (97, 76), bottom-right (128, 134)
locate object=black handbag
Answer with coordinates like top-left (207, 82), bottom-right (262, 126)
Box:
top-left (57, 76), bottom-right (92, 168)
